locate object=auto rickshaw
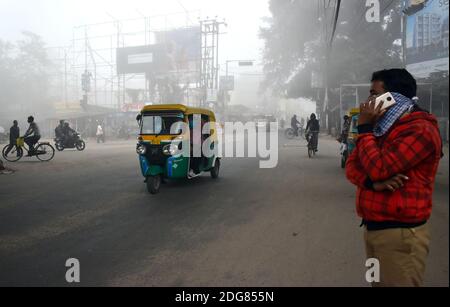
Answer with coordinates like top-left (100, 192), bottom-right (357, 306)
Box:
top-left (347, 108), bottom-right (360, 155)
top-left (340, 108), bottom-right (360, 168)
top-left (136, 105), bottom-right (221, 194)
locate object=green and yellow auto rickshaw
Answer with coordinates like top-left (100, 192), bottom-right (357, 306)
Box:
top-left (340, 108), bottom-right (360, 169)
top-left (347, 108), bottom-right (360, 155)
top-left (136, 104), bottom-right (221, 194)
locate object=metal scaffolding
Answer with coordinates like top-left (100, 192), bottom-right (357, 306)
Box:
top-left (46, 10), bottom-right (205, 111)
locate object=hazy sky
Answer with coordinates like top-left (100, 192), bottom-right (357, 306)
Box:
top-left (0, 0), bottom-right (270, 70)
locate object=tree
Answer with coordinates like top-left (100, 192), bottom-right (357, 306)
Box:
top-left (260, 0), bottom-right (404, 100)
top-left (0, 32), bottom-right (53, 118)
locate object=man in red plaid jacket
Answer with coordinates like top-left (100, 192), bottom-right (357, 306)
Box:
top-left (346, 69), bottom-right (443, 287)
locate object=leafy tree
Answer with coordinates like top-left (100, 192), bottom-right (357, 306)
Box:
top-left (0, 32), bottom-right (53, 118)
top-left (260, 0), bottom-right (404, 100)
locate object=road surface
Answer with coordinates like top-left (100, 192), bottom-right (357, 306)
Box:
top-left (0, 135), bottom-right (448, 287)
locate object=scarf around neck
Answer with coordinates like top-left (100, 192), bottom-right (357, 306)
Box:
top-left (374, 92), bottom-right (415, 137)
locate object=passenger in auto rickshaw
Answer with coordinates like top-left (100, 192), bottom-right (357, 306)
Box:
top-left (189, 114), bottom-right (209, 176)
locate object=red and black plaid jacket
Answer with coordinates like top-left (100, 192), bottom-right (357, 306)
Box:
top-left (346, 111), bottom-right (442, 223)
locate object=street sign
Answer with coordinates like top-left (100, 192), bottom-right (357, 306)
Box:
top-left (207, 89), bottom-right (218, 103)
top-left (220, 76), bottom-right (235, 91)
top-left (238, 61), bottom-right (254, 67)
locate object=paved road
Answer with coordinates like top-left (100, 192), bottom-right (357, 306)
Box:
top-left (0, 135), bottom-right (448, 287)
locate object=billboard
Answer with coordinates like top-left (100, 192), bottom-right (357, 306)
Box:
top-left (405, 0), bottom-right (449, 78)
top-left (155, 27), bottom-right (202, 83)
top-left (116, 44), bottom-right (172, 75)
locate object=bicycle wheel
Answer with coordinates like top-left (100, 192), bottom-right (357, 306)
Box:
top-left (285, 129), bottom-right (295, 140)
top-left (2, 145), bottom-right (23, 162)
top-left (35, 143), bottom-right (55, 162)
top-left (308, 146), bottom-right (314, 158)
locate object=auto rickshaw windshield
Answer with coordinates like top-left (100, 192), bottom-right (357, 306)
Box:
top-left (140, 112), bottom-right (185, 136)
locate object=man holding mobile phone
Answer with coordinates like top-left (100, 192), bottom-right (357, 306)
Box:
top-left (346, 69), bottom-right (443, 287)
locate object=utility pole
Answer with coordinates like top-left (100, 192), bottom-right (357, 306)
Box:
top-left (200, 18), bottom-right (226, 109)
top-left (64, 48), bottom-right (68, 108)
top-left (320, 0), bottom-right (341, 134)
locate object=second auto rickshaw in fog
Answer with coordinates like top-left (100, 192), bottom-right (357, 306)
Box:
top-left (136, 105), bottom-right (221, 194)
top-left (340, 108), bottom-right (360, 169)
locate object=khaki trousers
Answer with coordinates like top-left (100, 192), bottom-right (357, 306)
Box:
top-left (364, 224), bottom-right (431, 287)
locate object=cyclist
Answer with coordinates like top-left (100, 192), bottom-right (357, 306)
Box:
top-left (291, 115), bottom-right (301, 137)
top-left (23, 116), bottom-right (41, 155)
top-left (306, 113), bottom-right (320, 152)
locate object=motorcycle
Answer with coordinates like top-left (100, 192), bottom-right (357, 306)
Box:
top-left (55, 133), bottom-right (86, 152)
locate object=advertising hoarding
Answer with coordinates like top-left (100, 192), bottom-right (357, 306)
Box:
top-left (405, 0), bottom-right (449, 78)
top-left (155, 27), bottom-right (202, 83)
top-left (116, 44), bottom-right (171, 75)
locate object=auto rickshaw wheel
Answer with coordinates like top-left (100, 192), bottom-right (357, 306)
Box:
top-left (211, 159), bottom-right (221, 179)
top-left (147, 175), bottom-right (162, 194)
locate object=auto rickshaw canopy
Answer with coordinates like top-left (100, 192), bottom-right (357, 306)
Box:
top-left (141, 104), bottom-right (216, 120)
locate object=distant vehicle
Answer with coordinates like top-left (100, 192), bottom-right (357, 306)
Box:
top-left (55, 133), bottom-right (86, 152)
top-left (136, 104), bottom-right (221, 195)
top-left (341, 108), bottom-right (360, 168)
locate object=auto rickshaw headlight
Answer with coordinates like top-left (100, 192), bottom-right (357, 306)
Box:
top-left (136, 144), bottom-right (147, 155)
top-left (163, 144), bottom-right (179, 156)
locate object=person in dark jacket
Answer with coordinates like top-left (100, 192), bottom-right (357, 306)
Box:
top-left (55, 120), bottom-right (65, 140)
top-left (306, 113), bottom-right (320, 151)
top-left (4, 120), bottom-right (20, 157)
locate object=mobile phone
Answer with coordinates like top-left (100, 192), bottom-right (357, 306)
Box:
top-left (375, 92), bottom-right (397, 110)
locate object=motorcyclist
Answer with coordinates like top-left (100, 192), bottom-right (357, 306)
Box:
top-left (291, 115), bottom-right (301, 137)
top-left (62, 122), bottom-right (77, 145)
top-left (306, 113), bottom-right (320, 152)
top-left (23, 116), bottom-right (41, 155)
top-left (55, 120), bottom-right (65, 142)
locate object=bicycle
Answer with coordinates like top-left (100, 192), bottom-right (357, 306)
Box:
top-left (285, 126), bottom-right (306, 140)
top-left (2, 137), bottom-right (55, 162)
top-left (306, 131), bottom-right (319, 158)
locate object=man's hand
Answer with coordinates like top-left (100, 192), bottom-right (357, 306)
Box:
top-left (358, 96), bottom-right (387, 126)
top-left (373, 174), bottom-right (410, 192)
